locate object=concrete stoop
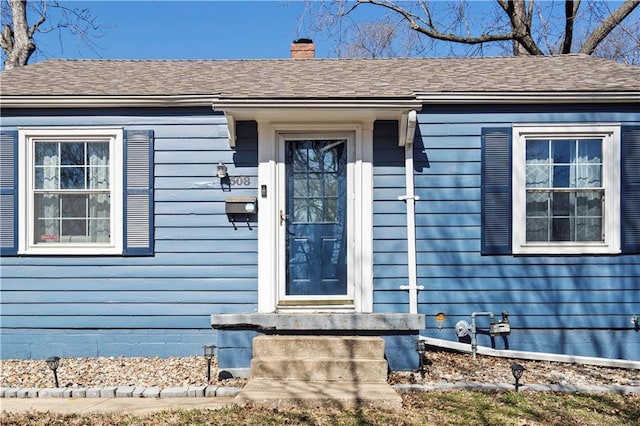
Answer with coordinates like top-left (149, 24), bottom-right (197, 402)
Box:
top-left (236, 380), bottom-right (402, 409)
top-left (235, 335), bottom-right (402, 409)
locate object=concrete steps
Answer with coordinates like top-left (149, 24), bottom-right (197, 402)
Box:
top-left (252, 335), bottom-right (385, 359)
top-left (235, 335), bottom-right (402, 409)
top-left (250, 358), bottom-right (389, 382)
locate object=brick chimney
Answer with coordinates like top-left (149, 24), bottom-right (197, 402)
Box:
top-left (291, 38), bottom-right (315, 59)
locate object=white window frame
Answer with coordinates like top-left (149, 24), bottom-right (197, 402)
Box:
top-left (512, 124), bottom-right (620, 255)
top-left (18, 127), bottom-right (124, 255)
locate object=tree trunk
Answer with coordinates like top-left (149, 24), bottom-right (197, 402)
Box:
top-left (0, 0), bottom-right (43, 69)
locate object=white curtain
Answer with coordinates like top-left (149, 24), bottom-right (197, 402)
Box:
top-left (37, 143), bottom-right (60, 244)
top-left (88, 142), bottom-right (110, 243)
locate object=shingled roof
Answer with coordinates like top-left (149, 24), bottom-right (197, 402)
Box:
top-left (1, 54), bottom-right (638, 101)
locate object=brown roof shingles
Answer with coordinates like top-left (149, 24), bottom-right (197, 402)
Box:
top-left (1, 54), bottom-right (638, 99)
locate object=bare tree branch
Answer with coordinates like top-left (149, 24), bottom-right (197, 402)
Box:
top-left (579, 0), bottom-right (639, 54)
top-left (302, 0), bottom-right (639, 61)
top-left (27, 1), bottom-right (47, 38)
top-left (359, 0), bottom-right (517, 44)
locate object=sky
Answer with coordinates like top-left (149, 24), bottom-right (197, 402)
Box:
top-left (29, 1), bottom-right (331, 62)
top-left (6, 0), bottom-right (638, 66)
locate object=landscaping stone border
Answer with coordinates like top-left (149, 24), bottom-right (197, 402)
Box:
top-left (0, 383), bottom-right (638, 399)
top-left (0, 385), bottom-right (243, 398)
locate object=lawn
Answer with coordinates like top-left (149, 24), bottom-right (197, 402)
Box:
top-left (2, 391), bottom-right (639, 425)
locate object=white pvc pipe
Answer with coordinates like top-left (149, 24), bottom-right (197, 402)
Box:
top-left (419, 336), bottom-right (640, 370)
top-left (398, 111), bottom-right (422, 314)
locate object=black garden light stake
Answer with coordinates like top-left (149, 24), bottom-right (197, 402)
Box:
top-left (415, 339), bottom-right (428, 377)
top-left (511, 363), bottom-right (525, 392)
top-left (46, 356), bottom-right (60, 388)
top-left (203, 345), bottom-right (215, 383)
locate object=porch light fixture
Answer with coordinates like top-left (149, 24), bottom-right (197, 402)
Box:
top-left (203, 345), bottom-right (215, 383)
top-left (511, 363), bottom-right (525, 392)
top-left (415, 339), bottom-right (428, 377)
top-left (216, 162), bottom-right (228, 179)
top-left (46, 356), bottom-right (60, 388)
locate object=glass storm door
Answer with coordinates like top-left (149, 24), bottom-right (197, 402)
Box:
top-left (284, 139), bottom-right (348, 296)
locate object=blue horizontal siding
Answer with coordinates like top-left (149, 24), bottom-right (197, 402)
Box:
top-left (373, 276), bottom-right (639, 291)
top-left (2, 265), bottom-right (257, 278)
top-left (2, 104), bottom-right (639, 362)
top-left (1, 109), bottom-right (259, 347)
top-left (156, 227), bottom-right (257, 240)
top-left (154, 240), bottom-right (257, 253)
top-left (1, 313), bottom-right (251, 329)
top-left (1, 329), bottom-right (217, 359)
top-left (412, 264), bottom-right (639, 278)
top-left (373, 105), bottom-right (640, 358)
top-left (375, 289), bottom-right (632, 306)
top-left (1, 252), bottom-right (257, 266)
top-left (378, 102), bottom-right (639, 363)
top-left (3, 298), bottom-right (255, 315)
top-left (1, 290), bottom-right (255, 304)
top-left (0, 278), bottom-right (257, 291)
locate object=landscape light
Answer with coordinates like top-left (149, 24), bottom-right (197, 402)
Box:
top-left (415, 340), bottom-right (428, 377)
top-left (203, 345), bottom-right (215, 383)
top-left (46, 356), bottom-right (60, 388)
top-left (511, 363), bottom-right (525, 392)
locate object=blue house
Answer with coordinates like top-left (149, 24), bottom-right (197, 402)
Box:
top-left (1, 41), bottom-right (639, 374)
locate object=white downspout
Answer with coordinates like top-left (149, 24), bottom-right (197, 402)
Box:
top-left (398, 110), bottom-right (423, 314)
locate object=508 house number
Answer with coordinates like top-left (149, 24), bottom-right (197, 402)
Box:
top-left (229, 176), bottom-right (251, 186)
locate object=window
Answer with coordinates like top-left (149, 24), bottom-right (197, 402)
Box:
top-left (512, 125), bottom-right (620, 254)
top-left (18, 128), bottom-right (123, 255)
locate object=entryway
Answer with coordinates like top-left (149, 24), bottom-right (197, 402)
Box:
top-left (255, 122), bottom-right (375, 314)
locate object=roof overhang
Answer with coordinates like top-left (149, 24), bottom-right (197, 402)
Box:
top-left (0, 95), bottom-right (215, 108)
top-left (212, 97), bottom-right (422, 147)
top-left (416, 91), bottom-right (640, 104)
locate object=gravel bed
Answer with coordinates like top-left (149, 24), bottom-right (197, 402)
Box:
top-left (1, 350), bottom-right (638, 390)
top-left (0, 356), bottom-right (245, 389)
top-left (390, 350), bottom-right (640, 387)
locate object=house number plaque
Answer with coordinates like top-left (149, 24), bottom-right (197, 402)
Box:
top-left (229, 176), bottom-right (251, 186)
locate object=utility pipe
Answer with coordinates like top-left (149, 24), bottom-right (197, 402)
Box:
top-left (418, 336), bottom-right (640, 370)
top-left (398, 110), bottom-right (423, 314)
top-left (471, 311), bottom-right (495, 360)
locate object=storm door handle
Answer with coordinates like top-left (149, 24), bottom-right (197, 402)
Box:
top-left (279, 210), bottom-right (289, 226)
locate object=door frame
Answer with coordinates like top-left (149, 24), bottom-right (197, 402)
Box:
top-left (257, 121), bottom-right (374, 313)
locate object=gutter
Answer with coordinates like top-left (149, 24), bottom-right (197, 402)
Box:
top-left (0, 95), bottom-right (215, 108)
top-left (5, 91), bottom-right (637, 109)
top-left (416, 91), bottom-right (640, 104)
top-left (398, 110), bottom-right (423, 315)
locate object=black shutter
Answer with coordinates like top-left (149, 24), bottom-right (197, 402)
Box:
top-left (481, 128), bottom-right (512, 255)
top-left (621, 126), bottom-right (640, 254)
top-left (123, 130), bottom-right (154, 256)
top-left (0, 131), bottom-right (18, 256)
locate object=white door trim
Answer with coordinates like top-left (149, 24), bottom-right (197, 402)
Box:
top-left (257, 121), bottom-right (374, 313)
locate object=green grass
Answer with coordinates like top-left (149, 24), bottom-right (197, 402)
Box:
top-left (2, 391), bottom-right (639, 426)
